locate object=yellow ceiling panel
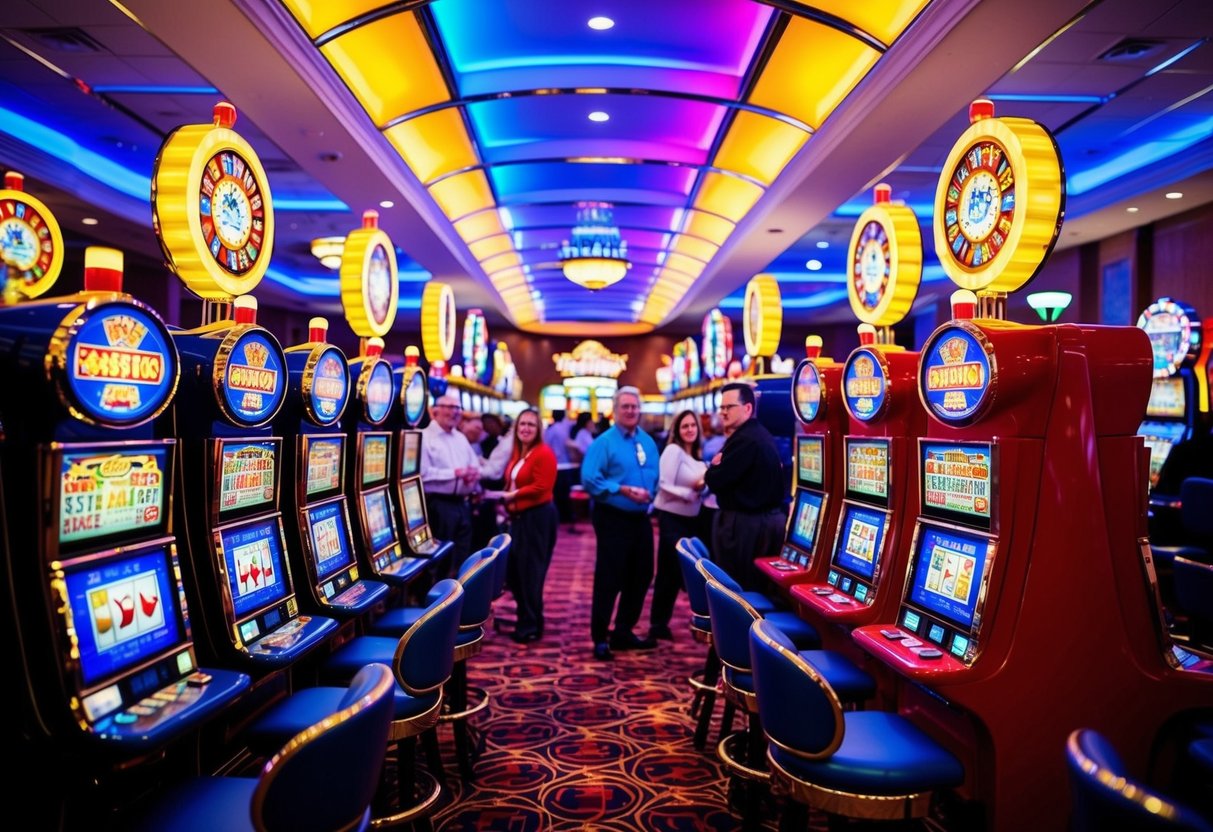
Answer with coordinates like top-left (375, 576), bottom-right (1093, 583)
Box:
top-left (671, 234), bottom-right (719, 264)
top-left (320, 12), bottom-right (448, 126)
top-left (480, 250), bottom-right (522, 275)
top-left (713, 110), bottom-right (810, 186)
top-left (385, 108), bottom-right (478, 184)
top-left (489, 267), bottom-right (525, 286)
top-left (749, 17), bottom-right (880, 130)
top-left (693, 172), bottom-right (764, 224)
top-left (682, 210), bottom-right (735, 246)
top-left (468, 234), bottom-right (512, 261)
top-left (808, 0), bottom-right (932, 46)
top-left (454, 211), bottom-right (506, 244)
top-left (280, 0), bottom-right (389, 40)
top-left (428, 170), bottom-right (494, 220)
top-left (664, 253), bottom-right (706, 278)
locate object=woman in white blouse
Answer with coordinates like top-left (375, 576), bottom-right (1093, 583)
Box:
top-left (649, 409), bottom-right (706, 640)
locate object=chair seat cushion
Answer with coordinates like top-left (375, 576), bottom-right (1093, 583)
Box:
top-left (765, 611), bottom-right (820, 649)
top-left (691, 613), bottom-right (712, 632)
top-left (1151, 545), bottom-right (1207, 567)
top-left (245, 687), bottom-right (347, 751)
top-left (771, 711), bottom-right (963, 795)
top-left (135, 776), bottom-right (257, 832)
top-left (323, 636), bottom-right (400, 678)
top-left (456, 627), bottom-right (483, 648)
top-left (369, 606), bottom-right (424, 637)
top-left (800, 650), bottom-right (876, 704)
top-left (741, 591), bottom-right (777, 614)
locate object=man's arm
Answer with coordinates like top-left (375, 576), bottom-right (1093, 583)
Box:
top-left (580, 435), bottom-right (620, 499)
top-left (420, 431), bottom-right (459, 485)
top-left (704, 430), bottom-right (750, 493)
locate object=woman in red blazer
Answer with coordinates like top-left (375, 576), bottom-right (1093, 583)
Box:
top-left (502, 408), bottom-right (558, 643)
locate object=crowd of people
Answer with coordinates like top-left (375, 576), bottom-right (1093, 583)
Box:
top-left (417, 382), bottom-right (787, 657)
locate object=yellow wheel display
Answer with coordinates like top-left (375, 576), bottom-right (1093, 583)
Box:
top-left (421, 281), bottom-right (457, 363)
top-left (847, 184), bottom-right (921, 326)
top-left (340, 210), bottom-right (398, 338)
top-left (0, 172), bottom-right (64, 299)
top-left (743, 273), bottom-right (782, 358)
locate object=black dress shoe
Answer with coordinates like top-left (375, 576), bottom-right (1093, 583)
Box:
top-left (611, 632), bottom-right (658, 651)
top-left (511, 631), bottom-right (540, 644)
top-left (648, 625), bottom-right (674, 641)
top-left (593, 642), bottom-right (614, 661)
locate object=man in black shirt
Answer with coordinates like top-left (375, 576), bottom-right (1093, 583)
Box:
top-left (704, 382), bottom-right (788, 587)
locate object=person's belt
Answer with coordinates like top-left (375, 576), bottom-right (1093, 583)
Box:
top-left (427, 492), bottom-right (468, 503)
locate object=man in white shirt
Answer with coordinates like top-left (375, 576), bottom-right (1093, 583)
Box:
top-left (544, 410), bottom-right (576, 529)
top-left (421, 393), bottom-right (481, 575)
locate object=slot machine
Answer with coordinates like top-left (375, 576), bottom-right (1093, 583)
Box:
top-left (753, 335), bottom-right (846, 589)
top-left (276, 316), bottom-right (389, 617)
top-left (850, 100), bottom-right (1213, 830)
top-left (150, 102), bottom-right (337, 668)
top-left (395, 346), bottom-right (453, 564)
top-left (791, 184), bottom-right (927, 647)
top-left (0, 239), bottom-right (248, 785)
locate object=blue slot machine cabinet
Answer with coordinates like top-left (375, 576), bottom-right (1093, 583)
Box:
top-left (395, 346), bottom-right (453, 564)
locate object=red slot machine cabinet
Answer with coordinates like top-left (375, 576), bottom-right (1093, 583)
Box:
top-left (754, 336), bottom-right (847, 590)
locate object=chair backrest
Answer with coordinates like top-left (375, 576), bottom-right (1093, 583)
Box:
top-left (395, 579), bottom-right (464, 696)
top-left (696, 556), bottom-right (743, 594)
top-left (1066, 728), bottom-right (1213, 832)
top-left (488, 533), bottom-right (512, 598)
top-left (749, 619), bottom-right (844, 760)
top-left (1174, 557), bottom-right (1213, 637)
top-left (700, 567), bottom-right (762, 671)
top-left (686, 536), bottom-right (710, 559)
top-left (1181, 477), bottom-right (1213, 540)
top-left (252, 662), bottom-right (395, 832)
top-left (677, 538), bottom-right (709, 617)
top-left (457, 548), bottom-right (498, 630)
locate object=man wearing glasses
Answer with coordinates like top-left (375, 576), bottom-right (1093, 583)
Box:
top-left (580, 386), bottom-right (661, 661)
top-left (704, 382), bottom-right (787, 587)
top-left (421, 392), bottom-right (482, 576)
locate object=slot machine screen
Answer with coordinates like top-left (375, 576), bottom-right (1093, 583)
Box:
top-left (795, 435), bottom-right (824, 489)
top-left (400, 478), bottom-right (428, 532)
top-left (361, 434), bottom-right (390, 486)
top-left (306, 501), bottom-right (354, 580)
top-left (787, 489), bottom-right (825, 554)
top-left (1145, 377), bottom-right (1186, 419)
top-left (907, 523), bottom-right (992, 629)
top-left (361, 487), bottom-right (397, 553)
top-left (834, 503), bottom-right (888, 581)
top-left (1140, 421), bottom-right (1187, 489)
top-left (920, 440), bottom-right (993, 531)
top-left (219, 518), bottom-right (290, 618)
top-left (57, 443), bottom-right (171, 553)
top-left (64, 546), bottom-right (185, 687)
top-left (217, 439), bottom-right (278, 521)
top-left (304, 435), bottom-right (344, 499)
top-left (400, 431), bottom-right (422, 478)
top-left (845, 438), bottom-right (890, 507)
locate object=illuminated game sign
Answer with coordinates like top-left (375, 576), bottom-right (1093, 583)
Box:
top-left (59, 446), bottom-right (168, 547)
top-left (362, 488), bottom-right (396, 553)
top-left (400, 432), bottom-right (421, 479)
top-left (305, 436), bottom-right (344, 497)
top-left (363, 360), bottom-right (394, 425)
top-left (401, 478), bottom-right (427, 532)
top-left (921, 441), bottom-right (993, 528)
top-left (0, 171), bottom-right (65, 298)
top-left (402, 367), bottom-right (428, 427)
top-left (787, 489), bottom-right (824, 555)
top-left (796, 436), bottom-right (824, 489)
top-left (307, 501), bottom-right (353, 580)
top-left (362, 434), bottom-right (389, 486)
top-left (701, 308), bottom-right (733, 379)
top-left (219, 441), bottom-right (275, 516)
top-left (1145, 376), bottom-right (1186, 419)
top-left (847, 184), bottom-right (921, 327)
top-left (61, 305), bottom-right (178, 426)
top-left (846, 439), bottom-right (889, 503)
top-left (340, 211), bottom-right (399, 338)
top-left (462, 309), bottom-right (490, 385)
top-left (1137, 298), bottom-right (1199, 379)
top-left (220, 518), bottom-right (288, 619)
top-left (835, 504), bottom-right (887, 581)
top-left (792, 359), bottom-right (823, 424)
top-left (306, 347), bottom-right (349, 426)
top-left (843, 348), bottom-right (888, 422)
top-left (909, 524), bottom-right (991, 629)
top-left (219, 329), bottom-right (285, 426)
top-left (920, 324), bottom-right (992, 425)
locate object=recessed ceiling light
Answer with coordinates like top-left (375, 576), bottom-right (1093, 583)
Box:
top-left (81, 217), bottom-right (99, 226)
top-left (379, 200), bottom-right (394, 208)
top-left (806, 259), bottom-right (823, 271)
top-left (1166, 191), bottom-right (1183, 199)
top-left (588, 16), bottom-right (615, 30)
top-left (588, 111), bottom-right (610, 123)
top-left (1126, 206), bottom-right (1139, 213)
top-left (768, 228), bottom-right (783, 234)
top-left (815, 241), bottom-right (829, 249)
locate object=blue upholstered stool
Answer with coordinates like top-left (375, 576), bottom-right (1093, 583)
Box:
top-left (750, 619), bottom-right (963, 824)
top-left (1067, 728), bottom-right (1212, 832)
top-left (137, 662), bottom-right (395, 832)
top-left (676, 537), bottom-right (724, 751)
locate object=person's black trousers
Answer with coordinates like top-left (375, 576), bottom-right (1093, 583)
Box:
top-left (651, 509), bottom-right (699, 631)
top-left (426, 494), bottom-right (473, 577)
top-left (590, 503), bottom-right (654, 645)
top-left (712, 507), bottom-right (787, 589)
top-left (553, 468), bottom-right (575, 523)
top-left (509, 501), bottom-right (558, 638)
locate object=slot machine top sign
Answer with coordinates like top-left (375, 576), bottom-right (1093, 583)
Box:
top-left (152, 103), bottom-right (274, 300)
top-left (213, 297), bottom-right (287, 427)
top-left (844, 327), bottom-right (891, 422)
top-left (847, 184), bottom-right (921, 326)
top-left (920, 294), bottom-right (996, 426)
top-left (400, 347), bottom-right (428, 428)
top-left (934, 100), bottom-right (1063, 294)
top-left (792, 336), bottom-right (828, 425)
top-left (1137, 298), bottom-right (1200, 379)
top-left (340, 211), bottom-right (398, 338)
top-left (0, 171), bottom-right (64, 299)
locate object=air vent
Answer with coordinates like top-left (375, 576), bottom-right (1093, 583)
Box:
top-left (22, 27), bottom-right (107, 53)
top-left (1097, 38), bottom-right (1165, 62)
top-left (261, 158), bottom-right (300, 174)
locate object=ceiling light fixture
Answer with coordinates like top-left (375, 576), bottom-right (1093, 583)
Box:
top-left (588, 16), bottom-right (615, 30)
top-left (81, 217), bottom-right (99, 226)
top-left (588, 111), bottom-right (610, 123)
top-left (806, 259), bottom-right (823, 271)
top-left (1126, 206), bottom-right (1139, 213)
top-left (816, 241), bottom-right (829, 249)
top-left (560, 201), bottom-right (630, 291)
top-left (1166, 191), bottom-right (1183, 199)
top-left (310, 236), bottom-right (345, 270)
top-left (379, 199), bottom-right (394, 208)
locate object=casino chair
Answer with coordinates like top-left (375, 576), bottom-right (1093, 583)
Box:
top-left (369, 548), bottom-right (499, 781)
top-left (1066, 728), bottom-right (1213, 832)
top-left (749, 619), bottom-right (964, 827)
top-left (484, 532), bottom-right (515, 634)
top-left (1152, 478), bottom-right (1213, 569)
top-left (1173, 557), bottom-right (1213, 652)
top-left (244, 580), bottom-right (464, 829)
top-left (135, 662), bottom-right (395, 832)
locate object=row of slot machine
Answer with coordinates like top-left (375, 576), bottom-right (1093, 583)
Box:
top-left (0, 104), bottom-right (452, 821)
top-left (753, 102), bottom-right (1213, 830)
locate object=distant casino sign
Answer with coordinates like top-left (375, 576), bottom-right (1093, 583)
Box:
top-left (57, 303), bottom-right (179, 426)
top-left (843, 348), bottom-right (889, 422)
top-left (219, 329), bottom-right (285, 426)
top-left (307, 347), bottom-right (349, 426)
top-left (1137, 298), bottom-right (1199, 379)
top-left (402, 367), bottom-right (428, 427)
top-left (363, 360), bottom-right (394, 424)
top-left (920, 324), bottom-right (994, 425)
top-left (792, 359), bottom-right (824, 424)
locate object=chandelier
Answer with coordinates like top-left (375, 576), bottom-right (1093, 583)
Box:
top-left (560, 202), bottom-right (630, 290)
top-left (310, 236), bottom-right (345, 269)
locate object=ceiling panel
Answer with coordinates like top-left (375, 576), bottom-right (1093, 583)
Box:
top-left (488, 161), bottom-right (699, 205)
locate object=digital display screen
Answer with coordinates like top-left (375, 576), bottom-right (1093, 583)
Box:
top-left (218, 440), bottom-right (277, 518)
top-left (220, 518), bottom-right (289, 619)
top-left (305, 436), bottom-right (344, 497)
top-left (1146, 377), bottom-right (1186, 419)
top-left (796, 436), bottom-right (824, 489)
top-left (306, 501), bottom-right (354, 580)
top-left (65, 547), bottom-right (183, 687)
top-left (361, 488), bottom-right (396, 553)
top-left (361, 434), bottom-right (389, 486)
top-left (908, 524), bottom-right (990, 630)
top-left (834, 504), bottom-right (887, 581)
top-left (59, 445), bottom-right (169, 548)
top-left (846, 438), bottom-right (889, 505)
top-left (921, 441), bottom-right (993, 530)
top-left (1140, 420), bottom-right (1187, 489)
top-left (400, 431), bottom-right (421, 479)
top-left (786, 489), bottom-right (824, 554)
top-left (401, 478), bottom-right (427, 532)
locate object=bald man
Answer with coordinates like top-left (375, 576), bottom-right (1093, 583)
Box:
top-left (421, 392), bottom-right (481, 575)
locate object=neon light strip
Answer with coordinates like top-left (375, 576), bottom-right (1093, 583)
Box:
top-left (90, 85), bottom-right (220, 94)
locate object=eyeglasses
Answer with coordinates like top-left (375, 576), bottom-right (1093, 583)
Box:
top-left (617, 404), bottom-right (639, 412)
top-left (719, 403), bottom-right (744, 412)
top-left (435, 404), bottom-right (461, 411)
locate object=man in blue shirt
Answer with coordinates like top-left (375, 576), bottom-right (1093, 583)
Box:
top-left (581, 386), bottom-right (661, 660)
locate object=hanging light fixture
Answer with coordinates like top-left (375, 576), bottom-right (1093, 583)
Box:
top-left (1026, 290), bottom-right (1072, 322)
top-left (310, 236), bottom-right (345, 270)
top-left (560, 201), bottom-right (630, 290)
